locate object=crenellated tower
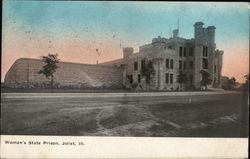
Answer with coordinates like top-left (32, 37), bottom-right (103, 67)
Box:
top-left (193, 22), bottom-right (204, 87)
top-left (193, 22), bottom-right (218, 88)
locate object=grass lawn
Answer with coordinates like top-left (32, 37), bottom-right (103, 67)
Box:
top-left (1, 92), bottom-right (248, 137)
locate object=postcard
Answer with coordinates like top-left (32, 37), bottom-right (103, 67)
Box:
top-left (1, 1), bottom-right (249, 158)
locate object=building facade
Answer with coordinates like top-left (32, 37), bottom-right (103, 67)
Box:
top-left (4, 22), bottom-right (223, 90)
top-left (101, 22), bottom-right (223, 90)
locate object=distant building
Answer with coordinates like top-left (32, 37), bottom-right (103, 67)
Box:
top-left (4, 22), bottom-right (223, 90)
top-left (221, 76), bottom-right (243, 90)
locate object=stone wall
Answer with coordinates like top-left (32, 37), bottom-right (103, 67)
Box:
top-left (4, 58), bottom-right (124, 89)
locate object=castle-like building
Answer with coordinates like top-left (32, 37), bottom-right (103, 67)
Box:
top-left (101, 21), bottom-right (223, 90)
top-left (4, 22), bottom-right (223, 90)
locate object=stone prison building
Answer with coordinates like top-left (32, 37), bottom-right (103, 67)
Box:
top-left (5, 22), bottom-right (223, 90)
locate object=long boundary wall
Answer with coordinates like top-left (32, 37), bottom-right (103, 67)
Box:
top-left (4, 58), bottom-right (124, 88)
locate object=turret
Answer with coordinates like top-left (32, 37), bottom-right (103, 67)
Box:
top-left (214, 50), bottom-right (224, 86)
top-left (123, 47), bottom-right (133, 59)
top-left (194, 22), bottom-right (204, 44)
top-left (215, 50), bottom-right (224, 63)
top-left (207, 26), bottom-right (216, 47)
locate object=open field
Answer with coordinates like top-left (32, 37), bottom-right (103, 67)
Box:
top-left (1, 91), bottom-right (248, 137)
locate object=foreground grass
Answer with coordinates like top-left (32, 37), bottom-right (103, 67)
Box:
top-left (1, 93), bottom-right (248, 137)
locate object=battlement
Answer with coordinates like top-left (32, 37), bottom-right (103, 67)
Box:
top-left (194, 21), bottom-right (216, 45)
top-left (194, 21), bottom-right (204, 27)
top-left (207, 26), bottom-right (216, 30)
top-left (152, 36), bottom-right (168, 44)
top-left (215, 49), bottom-right (224, 56)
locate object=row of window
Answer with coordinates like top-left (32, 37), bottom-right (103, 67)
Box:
top-left (179, 60), bottom-right (193, 70)
top-left (127, 73), bottom-right (194, 84)
top-left (179, 46), bottom-right (210, 57)
top-left (128, 73), bottom-right (175, 84)
top-left (134, 59), bottom-right (194, 71)
top-left (179, 47), bottom-right (193, 57)
top-left (167, 59), bottom-right (194, 70)
top-left (165, 73), bottom-right (193, 84)
top-left (127, 74), bottom-right (142, 84)
top-left (165, 73), bottom-right (174, 84)
top-left (202, 62), bottom-right (217, 72)
top-left (134, 60), bottom-right (146, 71)
top-left (166, 59), bottom-right (174, 69)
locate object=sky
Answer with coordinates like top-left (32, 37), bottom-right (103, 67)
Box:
top-left (2, 1), bottom-right (249, 83)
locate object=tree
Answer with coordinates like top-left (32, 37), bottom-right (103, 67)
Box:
top-left (228, 77), bottom-right (236, 89)
top-left (242, 74), bottom-right (249, 92)
top-left (38, 53), bottom-right (60, 92)
top-left (177, 71), bottom-right (188, 90)
top-left (200, 70), bottom-right (212, 90)
top-left (141, 59), bottom-right (155, 90)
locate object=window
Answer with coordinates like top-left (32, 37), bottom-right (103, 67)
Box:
top-left (202, 58), bottom-right (208, 69)
top-left (184, 47), bottom-right (186, 57)
top-left (179, 47), bottom-right (183, 57)
top-left (214, 65), bottom-right (217, 73)
top-left (189, 61), bottom-right (193, 69)
top-left (170, 74), bottom-right (173, 84)
top-left (203, 46), bottom-right (205, 56)
top-left (166, 59), bottom-right (169, 68)
top-left (170, 59), bottom-right (174, 69)
top-left (179, 60), bottom-right (182, 69)
top-left (206, 47), bottom-right (208, 57)
top-left (189, 47), bottom-right (193, 56)
top-left (203, 46), bottom-right (208, 57)
top-left (184, 61), bottom-right (186, 69)
top-left (138, 74), bottom-right (141, 83)
top-left (165, 73), bottom-right (169, 83)
top-left (134, 61), bottom-right (138, 71)
top-left (141, 60), bottom-right (145, 72)
top-left (189, 75), bottom-right (193, 83)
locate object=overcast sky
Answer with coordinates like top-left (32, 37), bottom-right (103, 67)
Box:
top-left (2, 1), bottom-right (249, 82)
